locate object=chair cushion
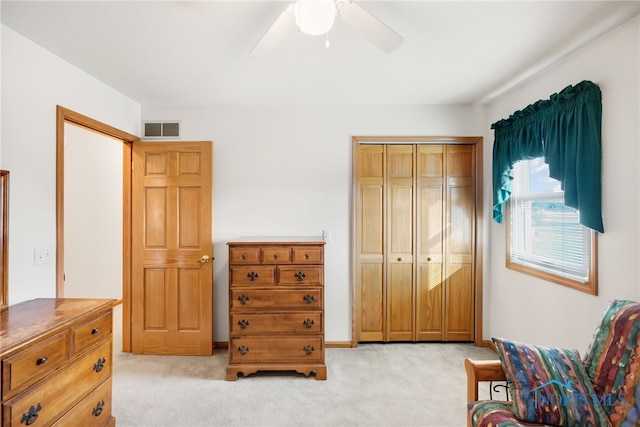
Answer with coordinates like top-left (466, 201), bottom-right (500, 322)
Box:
top-left (469, 400), bottom-right (550, 427)
top-left (493, 337), bottom-right (610, 426)
top-left (583, 299), bottom-right (640, 426)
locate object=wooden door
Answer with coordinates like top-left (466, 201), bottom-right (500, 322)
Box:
top-left (415, 145), bottom-right (445, 340)
top-left (132, 141), bottom-right (213, 355)
top-left (354, 138), bottom-right (479, 344)
top-left (444, 145), bottom-right (475, 341)
top-left (355, 145), bottom-right (385, 341)
top-left (386, 145), bottom-right (414, 341)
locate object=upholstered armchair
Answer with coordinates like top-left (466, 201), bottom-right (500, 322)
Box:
top-left (465, 299), bottom-right (640, 427)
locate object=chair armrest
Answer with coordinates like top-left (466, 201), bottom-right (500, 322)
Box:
top-left (464, 358), bottom-right (506, 403)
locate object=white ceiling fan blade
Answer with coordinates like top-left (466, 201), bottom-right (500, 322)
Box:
top-left (338, 1), bottom-right (403, 53)
top-left (251, 4), bottom-right (296, 57)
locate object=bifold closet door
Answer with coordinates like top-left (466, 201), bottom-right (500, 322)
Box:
top-left (415, 145), bottom-right (445, 341)
top-left (443, 145), bottom-right (475, 341)
top-left (355, 142), bottom-right (475, 343)
top-left (386, 145), bottom-right (414, 341)
top-left (356, 145), bottom-right (385, 342)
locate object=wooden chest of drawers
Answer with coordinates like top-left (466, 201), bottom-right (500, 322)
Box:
top-left (1, 298), bottom-right (116, 426)
top-left (226, 237), bottom-right (326, 380)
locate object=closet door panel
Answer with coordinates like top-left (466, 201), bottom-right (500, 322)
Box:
top-left (416, 145), bottom-right (444, 340)
top-left (444, 145), bottom-right (475, 341)
top-left (356, 145), bottom-right (385, 341)
top-left (386, 146), bottom-right (414, 341)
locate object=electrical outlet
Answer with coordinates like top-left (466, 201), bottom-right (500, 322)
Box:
top-left (322, 229), bottom-right (332, 242)
top-left (34, 246), bottom-right (54, 265)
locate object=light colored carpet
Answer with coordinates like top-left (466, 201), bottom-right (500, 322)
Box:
top-left (111, 308), bottom-right (499, 427)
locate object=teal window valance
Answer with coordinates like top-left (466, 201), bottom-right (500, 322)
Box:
top-left (492, 80), bottom-right (604, 232)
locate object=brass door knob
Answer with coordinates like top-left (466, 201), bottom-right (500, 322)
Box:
top-left (200, 255), bottom-right (210, 263)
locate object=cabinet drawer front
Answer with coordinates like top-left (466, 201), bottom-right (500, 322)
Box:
top-left (229, 247), bottom-right (260, 264)
top-left (278, 266), bottom-right (322, 285)
top-left (230, 267), bottom-right (275, 285)
top-left (2, 332), bottom-right (69, 400)
top-left (291, 246), bottom-right (323, 264)
top-left (230, 313), bottom-right (323, 335)
top-left (230, 289), bottom-right (322, 310)
top-left (229, 337), bottom-right (323, 363)
top-left (261, 247), bottom-right (291, 264)
top-left (71, 311), bottom-right (112, 357)
top-left (52, 378), bottom-right (112, 427)
top-left (3, 340), bottom-right (112, 427)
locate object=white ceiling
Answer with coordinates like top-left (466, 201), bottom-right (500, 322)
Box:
top-left (2, 0), bottom-right (639, 106)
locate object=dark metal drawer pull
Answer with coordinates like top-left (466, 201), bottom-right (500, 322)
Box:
top-left (238, 295), bottom-right (250, 305)
top-left (237, 345), bottom-right (249, 355)
top-left (294, 271), bottom-right (306, 281)
top-left (303, 294), bottom-right (315, 304)
top-left (303, 345), bottom-right (315, 355)
top-left (91, 327), bottom-right (100, 335)
top-left (303, 319), bottom-right (315, 328)
top-left (247, 272), bottom-right (259, 281)
top-left (93, 357), bottom-right (106, 373)
top-left (238, 319), bottom-right (250, 329)
top-left (20, 403), bottom-right (42, 425)
top-left (92, 400), bottom-right (105, 417)
top-left (36, 356), bottom-right (48, 366)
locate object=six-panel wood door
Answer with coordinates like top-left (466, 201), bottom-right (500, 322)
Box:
top-left (132, 141), bottom-right (213, 355)
top-left (355, 142), bottom-right (476, 342)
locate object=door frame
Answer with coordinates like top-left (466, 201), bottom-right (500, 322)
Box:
top-left (56, 106), bottom-right (139, 352)
top-left (351, 136), bottom-right (485, 347)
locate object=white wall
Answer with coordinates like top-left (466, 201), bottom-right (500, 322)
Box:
top-left (485, 17), bottom-right (640, 354)
top-left (1, 25), bottom-right (140, 304)
top-left (142, 104), bottom-right (488, 342)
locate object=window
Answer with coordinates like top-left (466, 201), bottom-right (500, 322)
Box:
top-left (507, 157), bottom-right (597, 294)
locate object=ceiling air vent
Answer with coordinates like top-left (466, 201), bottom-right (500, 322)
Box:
top-left (143, 121), bottom-right (181, 139)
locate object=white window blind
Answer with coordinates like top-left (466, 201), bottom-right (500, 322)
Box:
top-left (508, 157), bottom-right (592, 284)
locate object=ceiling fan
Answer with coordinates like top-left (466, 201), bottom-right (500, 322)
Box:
top-left (251, 0), bottom-right (404, 57)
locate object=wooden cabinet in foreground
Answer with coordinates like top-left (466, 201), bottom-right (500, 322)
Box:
top-left (226, 237), bottom-right (326, 380)
top-left (1, 298), bottom-right (116, 426)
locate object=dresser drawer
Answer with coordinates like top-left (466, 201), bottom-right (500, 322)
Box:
top-left (229, 247), bottom-right (260, 264)
top-left (2, 332), bottom-right (69, 400)
top-left (230, 288), bottom-right (322, 310)
top-left (52, 378), bottom-right (112, 427)
top-left (278, 266), bottom-right (322, 286)
top-left (71, 311), bottom-right (112, 357)
top-left (3, 339), bottom-right (112, 427)
top-left (261, 247), bottom-right (291, 264)
top-left (230, 312), bottom-right (323, 335)
top-left (292, 246), bottom-right (323, 264)
top-left (230, 266), bottom-right (275, 285)
top-left (229, 337), bottom-right (323, 363)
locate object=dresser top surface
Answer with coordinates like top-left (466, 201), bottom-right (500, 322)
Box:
top-left (227, 236), bottom-right (325, 245)
top-left (0, 298), bottom-right (115, 354)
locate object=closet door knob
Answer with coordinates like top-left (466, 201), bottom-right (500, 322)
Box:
top-left (427, 257), bottom-right (432, 261)
top-left (397, 257), bottom-right (403, 261)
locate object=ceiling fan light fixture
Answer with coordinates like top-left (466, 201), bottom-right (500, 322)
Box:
top-left (294, 0), bottom-right (336, 36)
